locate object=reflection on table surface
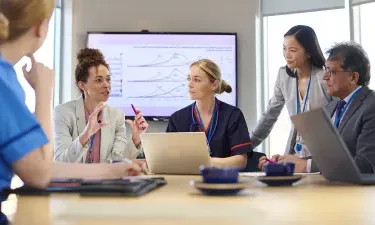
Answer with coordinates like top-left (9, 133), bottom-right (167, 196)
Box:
top-left (3, 174), bottom-right (375, 225)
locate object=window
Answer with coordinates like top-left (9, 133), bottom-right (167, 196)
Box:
top-left (263, 9), bottom-right (350, 156)
top-left (13, 9), bottom-right (60, 112)
top-left (353, 2), bottom-right (375, 90)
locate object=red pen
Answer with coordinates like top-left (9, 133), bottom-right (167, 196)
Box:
top-left (266, 158), bottom-right (276, 163)
top-left (131, 104), bottom-right (138, 115)
top-left (131, 104), bottom-right (146, 130)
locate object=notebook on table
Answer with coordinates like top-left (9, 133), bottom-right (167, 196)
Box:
top-left (8, 177), bottom-right (167, 197)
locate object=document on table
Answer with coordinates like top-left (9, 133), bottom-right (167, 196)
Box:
top-left (239, 172), bottom-right (320, 177)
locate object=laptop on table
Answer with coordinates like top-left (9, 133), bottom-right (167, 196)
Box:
top-left (140, 132), bottom-right (211, 175)
top-left (291, 108), bottom-right (375, 184)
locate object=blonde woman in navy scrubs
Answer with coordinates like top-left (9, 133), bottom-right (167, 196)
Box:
top-left (256, 25), bottom-right (333, 173)
top-left (167, 59), bottom-right (253, 169)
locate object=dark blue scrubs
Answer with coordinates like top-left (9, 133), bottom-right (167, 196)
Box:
top-left (166, 99), bottom-right (253, 158)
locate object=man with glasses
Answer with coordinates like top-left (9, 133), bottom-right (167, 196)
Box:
top-left (280, 41), bottom-right (375, 173)
top-left (317, 42), bottom-right (374, 173)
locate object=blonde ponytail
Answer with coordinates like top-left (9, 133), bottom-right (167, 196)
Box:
top-left (0, 13), bottom-right (9, 44)
top-left (191, 59), bottom-right (232, 95)
top-left (0, 0), bottom-right (54, 43)
top-left (216, 79), bottom-right (232, 94)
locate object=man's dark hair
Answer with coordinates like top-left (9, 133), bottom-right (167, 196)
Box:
top-left (326, 42), bottom-right (371, 86)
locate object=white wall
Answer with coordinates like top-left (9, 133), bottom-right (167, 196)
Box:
top-left (62, 0), bottom-right (259, 135)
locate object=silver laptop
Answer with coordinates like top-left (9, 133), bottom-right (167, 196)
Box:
top-left (140, 132), bottom-right (211, 175)
top-left (291, 108), bottom-right (375, 184)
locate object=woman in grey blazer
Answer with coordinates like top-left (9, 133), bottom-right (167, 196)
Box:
top-left (53, 48), bottom-right (148, 163)
top-left (255, 25), bottom-right (333, 172)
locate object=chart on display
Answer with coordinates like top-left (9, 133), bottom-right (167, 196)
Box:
top-left (87, 32), bottom-right (237, 118)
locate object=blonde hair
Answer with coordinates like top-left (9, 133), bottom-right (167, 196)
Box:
top-left (190, 59), bottom-right (232, 94)
top-left (0, 0), bottom-right (54, 45)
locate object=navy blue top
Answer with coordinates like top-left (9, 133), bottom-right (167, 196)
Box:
top-left (166, 99), bottom-right (253, 157)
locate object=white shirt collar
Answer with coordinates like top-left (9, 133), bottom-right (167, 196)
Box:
top-left (343, 86), bottom-right (362, 102)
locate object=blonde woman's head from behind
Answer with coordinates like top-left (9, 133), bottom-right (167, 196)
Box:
top-left (188, 59), bottom-right (232, 100)
top-left (0, 0), bottom-right (55, 55)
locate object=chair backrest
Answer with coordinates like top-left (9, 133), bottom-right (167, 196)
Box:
top-left (241, 151), bottom-right (266, 172)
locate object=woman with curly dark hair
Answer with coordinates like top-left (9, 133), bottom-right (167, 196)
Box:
top-left (53, 48), bottom-right (148, 164)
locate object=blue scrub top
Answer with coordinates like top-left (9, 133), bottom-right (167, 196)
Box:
top-left (166, 99), bottom-right (253, 157)
top-left (0, 55), bottom-right (48, 198)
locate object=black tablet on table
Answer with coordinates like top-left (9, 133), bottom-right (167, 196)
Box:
top-left (8, 177), bottom-right (167, 197)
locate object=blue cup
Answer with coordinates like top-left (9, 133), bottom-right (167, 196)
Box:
top-left (284, 162), bottom-right (295, 176)
top-left (264, 162), bottom-right (295, 176)
top-left (200, 166), bottom-right (240, 183)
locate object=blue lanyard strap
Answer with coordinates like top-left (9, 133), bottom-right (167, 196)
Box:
top-left (296, 76), bottom-right (312, 114)
top-left (191, 99), bottom-right (219, 145)
top-left (86, 133), bottom-right (96, 163)
top-left (334, 87), bottom-right (361, 127)
top-left (294, 76), bottom-right (312, 152)
top-left (90, 133), bottom-right (96, 148)
top-left (196, 106), bottom-right (215, 144)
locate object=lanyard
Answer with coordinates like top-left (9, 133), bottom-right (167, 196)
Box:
top-left (90, 133), bottom-right (96, 148)
top-left (296, 76), bottom-right (312, 114)
top-left (86, 133), bottom-right (96, 163)
top-left (191, 99), bottom-right (219, 146)
top-left (334, 88), bottom-right (361, 128)
top-left (294, 76), bottom-right (312, 153)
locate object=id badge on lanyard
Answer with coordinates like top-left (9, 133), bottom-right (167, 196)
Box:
top-left (295, 76), bottom-right (311, 152)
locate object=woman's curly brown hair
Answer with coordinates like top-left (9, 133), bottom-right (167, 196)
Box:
top-left (75, 48), bottom-right (110, 96)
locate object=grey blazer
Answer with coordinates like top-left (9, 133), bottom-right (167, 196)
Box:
top-left (310, 86), bottom-right (375, 173)
top-left (53, 97), bottom-right (140, 163)
top-left (251, 66), bottom-right (333, 154)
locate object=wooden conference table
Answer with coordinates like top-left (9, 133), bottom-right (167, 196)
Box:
top-left (3, 174), bottom-right (375, 225)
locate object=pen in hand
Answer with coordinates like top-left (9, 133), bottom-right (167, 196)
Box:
top-left (266, 158), bottom-right (277, 163)
top-left (131, 104), bottom-right (146, 130)
top-left (131, 104), bottom-right (137, 115)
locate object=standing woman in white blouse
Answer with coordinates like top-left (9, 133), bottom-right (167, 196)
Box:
top-left (255, 25), bottom-right (334, 172)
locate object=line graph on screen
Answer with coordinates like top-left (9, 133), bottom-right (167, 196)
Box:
top-left (127, 84), bottom-right (188, 99)
top-left (127, 68), bottom-right (187, 83)
top-left (127, 53), bottom-right (192, 68)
